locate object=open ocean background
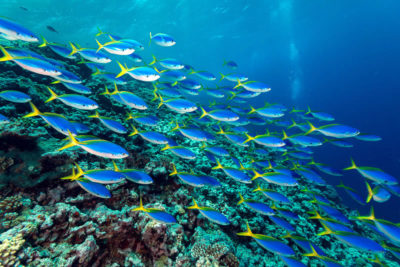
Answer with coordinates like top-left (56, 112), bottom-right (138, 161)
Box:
top-left (2, 0), bottom-right (400, 221)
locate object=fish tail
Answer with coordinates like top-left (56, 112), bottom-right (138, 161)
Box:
top-left (233, 79), bottom-right (243, 89)
top-left (211, 159), bottom-right (223, 170)
top-left (100, 85), bottom-right (111, 95)
top-left (169, 163), bottom-right (178, 176)
top-left (88, 110), bottom-right (100, 119)
top-left (112, 83), bottom-right (119, 94)
top-left (132, 196), bottom-right (147, 212)
top-left (92, 67), bottom-right (102, 76)
top-left (243, 133), bottom-right (254, 144)
top-left (187, 198), bottom-right (200, 210)
top-left (317, 222), bottom-right (335, 236)
top-left (96, 27), bottom-right (104, 37)
top-left (45, 87), bottom-right (58, 103)
top-left (58, 131), bottom-right (80, 151)
top-left (112, 161), bottom-right (120, 172)
top-left (23, 102), bottom-right (42, 118)
top-left (199, 106), bottom-right (208, 119)
top-left (160, 144), bottom-right (171, 151)
top-left (60, 168), bottom-right (77, 180)
top-left (128, 125), bottom-right (140, 137)
top-left (149, 55), bottom-right (157, 65)
top-left (0, 46), bottom-right (14, 62)
top-left (116, 61), bottom-right (128, 78)
top-left (157, 94), bottom-right (164, 108)
top-left (237, 194), bottom-right (246, 205)
top-left (228, 91), bottom-right (237, 100)
top-left (343, 158), bottom-right (357, 170)
top-left (219, 73), bottom-right (225, 81)
top-left (305, 105), bottom-right (312, 114)
top-left (236, 221), bottom-right (253, 237)
top-left (95, 39), bottom-right (104, 53)
top-left (247, 106), bottom-right (256, 114)
top-left (252, 183), bottom-right (262, 192)
top-left (149, 32), bottom-right (152, 46)
top-left (216, 126), bottom-right (225, 135)
top-left (302, 245), bottom-right (321, 258)
top-left (304, 121), bottom-right (318, 135)
top-left (365, 181), bottom-right (374, 203)
top-left (287, 118), bottom-right (297, 129)
top-left (171, 81), bottom-right (178, 87)
top-left (282, 130), bottom-right (289, 140)
top-left (38, 35), bottom-right (48, 47)
top-left (69, 42), bottom-right (79, 56)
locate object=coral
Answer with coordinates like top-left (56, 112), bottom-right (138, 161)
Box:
top-left (0, 233), bottom-right (25, 267)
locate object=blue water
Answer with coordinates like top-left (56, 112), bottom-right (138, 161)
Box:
top-left (3, 0), bottom-right (400, 222)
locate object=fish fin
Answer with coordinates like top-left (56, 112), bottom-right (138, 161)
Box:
top-left (58, 131), bottom-right (80, 151)
top-left (132, 196), bottom-right (147, 212)
top-left (116, 61), bottom-right (129, 78)
top-left (247, 106), bottom-right (256, 114)
top-left (243, 133), bottom-right (254, 144)
top-left (88, 110), bottom-right (100, 119)
top-left (237, 221), bottom-right (253, 237)
top-left (160, 144), bottom-right (171, 151)
top-left (304, 121), bottom-right (318, 135)
top-left (199, 106), bottom-right (208, 119)
top-left (237, 193), bottom-right (245, 205)
top-left (366, 181), bottom-right (373, 203)
top-left (45, 87), bottom-right (58, 103)
top-left (23, 102), bottom-right (42, 118)
top-left (112, 161), bottom-right (120, 172)
top-left (100, 85), bottom-right (110, 95)
top-left (68, 42), bottom-right (79, 56)
top-left (0, 46), bottom-right (14, 62)
top-left (233, 79), bottom-right (243, 89)
top-left (282, 130), bottom-right (289, 140)
top-left (149, 55), bottom-right (157, 65)
top-left (187, 198), bottom-right (200, 210)
top-left (38, 35), bottom-right (48, 47)
top-left (128, 125), bottom-right (139, 137)
top-left (95, 39), bottom-right (104, 53)
top-left (211, 159), bottom-right (223, 170)
top-left (169, 163), bottom-right (178, 176)
top-left (343, 158), bottom-right (357, 170)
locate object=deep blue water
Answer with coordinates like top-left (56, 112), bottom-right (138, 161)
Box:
top-left (3, 0), bottom-right (400, 221)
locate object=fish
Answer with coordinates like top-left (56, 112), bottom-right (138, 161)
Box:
top-left (156, 94), bottom-right (197, 113)
top-left (179, 78), bottom-right (202, 90)
top-left (115, 62), bottom-right (160, 82)
top-left (305, 106), bottom-right (335, 121)
top-left (237, 194), bottom-right (274, 215)
top-left (102, 84), bottom-right (147, 110)
top-left (112, 161), bottom-right (153, 184)
top-left (0, 46), bottom-right (62, 77)
top-left (132, 197), bottom-right (176, 224)
top-left (126, 113), bottom-right (159, 127)
top-left (47, 25), bottom-right (58, 33)
top-left (189, 70), bottom-right (216, 81)
top-left (169, 164), bottom-right (208, 187)
top-left (244, 132), bottom-right (286, 147)
top-left (253, 184), bottom-right (291, 204)
top-left (248, 105), bottom-right (285, 118)
top-left (45, 87), bottom-right (98, 110)
top-left (19, 6), bottom-right (28, 11)
top-left (365, 182), bottom-right (391, 203)
top-left (187, 199), bottom-right (230, 225)
top-left (149, 32), bottom-right (176, 47)
top-left (200, 107), bottom-right (239, 122)
top-left (88, 111), bottom-right (127, 134)
top-left (355, 207), bottom-right (400, 245)
top-left (38, 37), bottom-right (76, 59)
top-left (72, 163), bottom-right (125, 184)
top-left (305, 121), bottom-right (360, 138)
top-left (212, 160), bottom-right (252, 184)
top-left (96, 39), bottom-right (135, 55)
top-left (0, 90), bottom-right (31, 103)
top-left (60, 168), bottom-right (111, 198)
top-left (161, 144), bottom-right (196, 160)
top-left (237, 221), bottom-right (294, 256)
top-left (220, 73), bottom-right (248, 82)
top-left (149, 56), bottom-right (184, 70)
top-left (252, 170), bottom-right (298, 187)
top-left (234, 80), bottom-right (271, 93)
top-left (336, 181), bottom-right (365, 205)
top-left (354, 133), bottom-right (382, 142)
top-left (69, 43), bottom-right (111, 64)
top-left (53, 81), bottom-right (92, 94)
top-left (223, 60), bottom-right (238, 69)
top-left (23, 102), bottom-right (77, 136)
top-left (171, 122), bottom-right (209, 142)
top-left (303, 245), bottom-right (343, 267)
top-left (129, 126), bottom-right (169, 144)
top-left (59, 131), bottom-right (129, 159)
top-left (343, 158), bottom-right (398, 185)
top-left (0, 17), bottom-right (38, 42)
top-left (317, 222), bottom-right (384, 252)
top-left (282, 130), bottom-right (322, 147)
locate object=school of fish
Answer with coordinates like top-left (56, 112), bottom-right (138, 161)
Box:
top-left (1, 15), bottom-right (400, 266)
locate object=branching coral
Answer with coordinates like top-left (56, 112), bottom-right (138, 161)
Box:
top-left (0, 233), bottom-right (25, 267)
